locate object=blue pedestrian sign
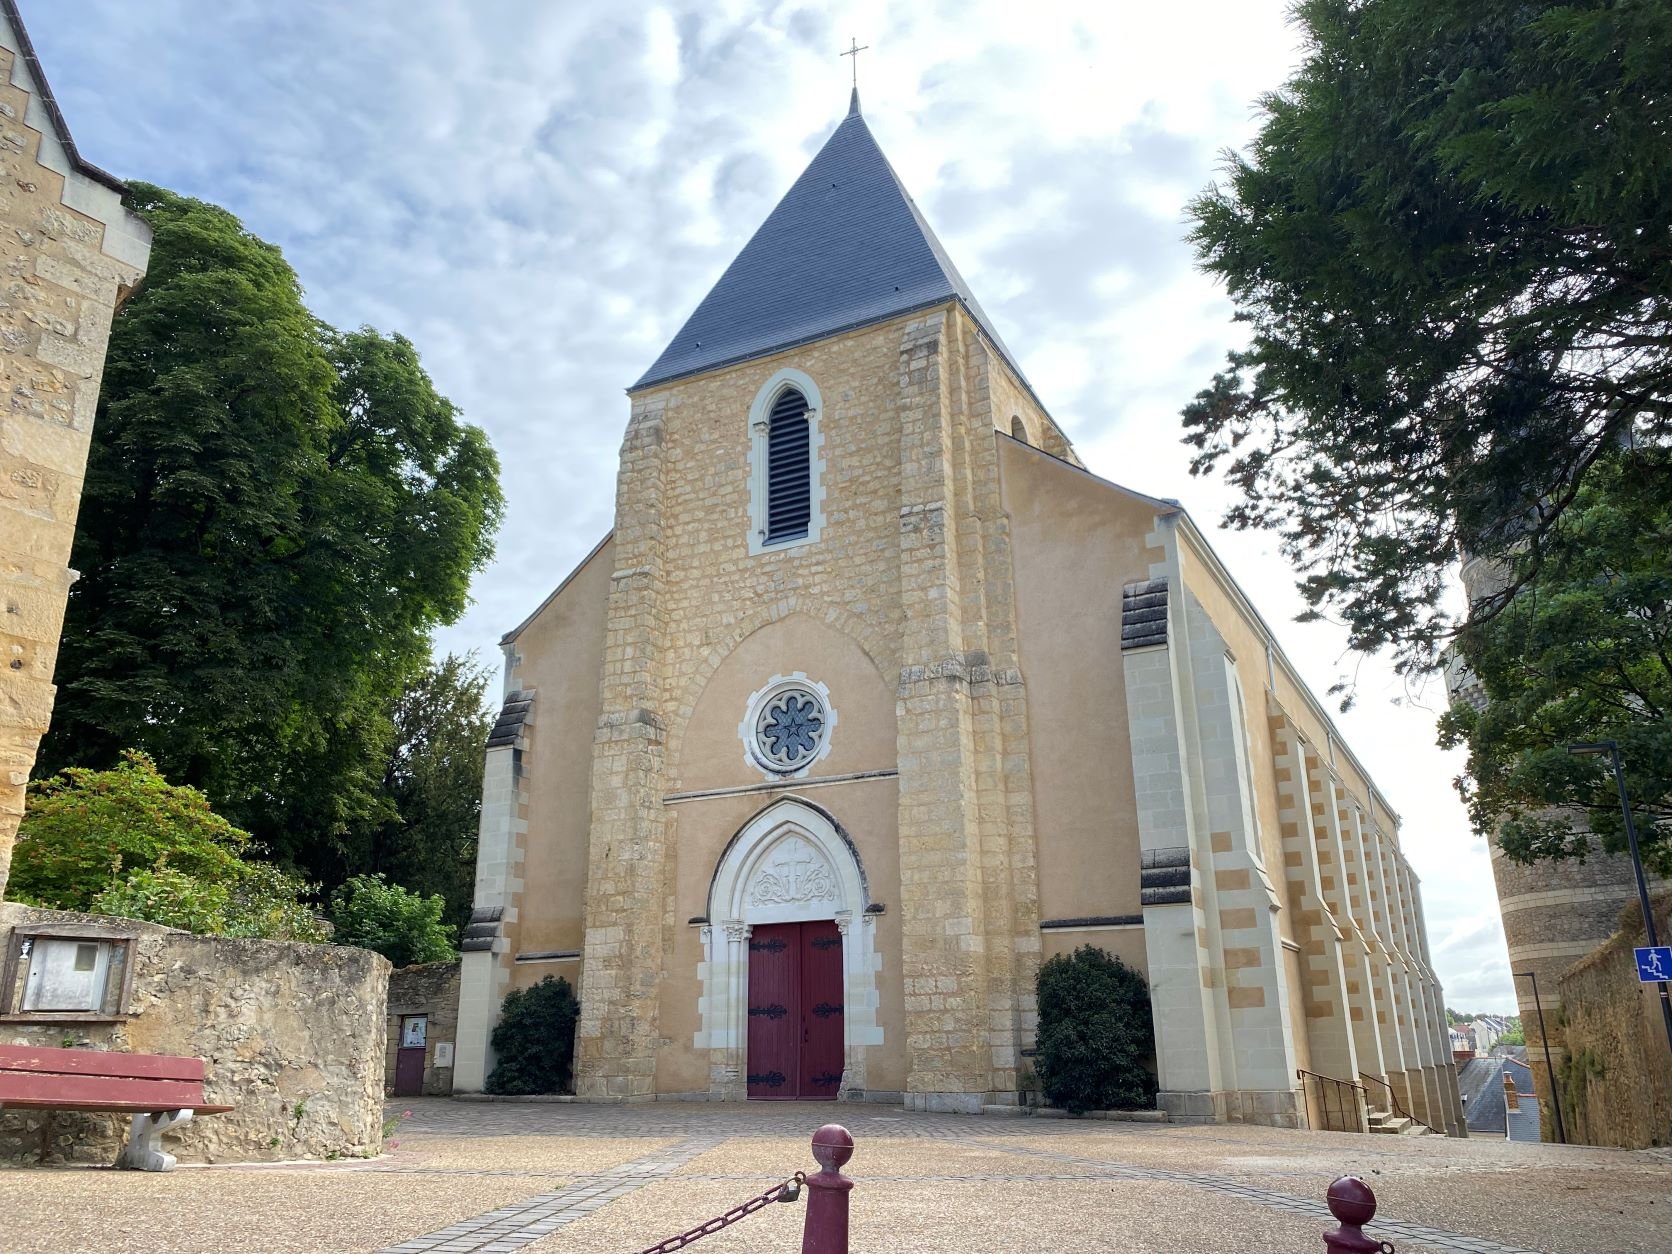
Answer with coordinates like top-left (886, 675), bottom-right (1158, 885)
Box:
top-left (1635, 946), bottom-right (1672, 983)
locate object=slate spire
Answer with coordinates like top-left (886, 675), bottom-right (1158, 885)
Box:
top-left (632, 101), bottom-right (1022, 391)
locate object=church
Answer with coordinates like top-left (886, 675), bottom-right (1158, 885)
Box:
top-left (453, 91), bottom-right (1464, 1134)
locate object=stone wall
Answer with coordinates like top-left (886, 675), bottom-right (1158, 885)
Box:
top-left (386, 959), bottom-right (460, 1097)
top-left (0, 904), bottom-right (389, 1164)
top-left (1555, 894), bottom-right (1672, 1149)
top-left (563, 304), bottom-right (1046, 1108)
top-left (0, 12), bottom-right (151, 897)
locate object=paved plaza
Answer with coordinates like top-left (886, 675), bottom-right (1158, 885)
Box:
top-left (0, 1098), bottom-right (1667, 1253)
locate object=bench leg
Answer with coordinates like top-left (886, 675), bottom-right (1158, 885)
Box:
top-left (116, 1109), bottom-right (193, 1171)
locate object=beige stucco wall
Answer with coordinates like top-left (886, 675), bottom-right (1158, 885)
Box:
top-left (999, 436), bottom-right (1154, 929)
top-left (0, 29), bottom-right (150, 898)
top-left (500, 536), bottom-right (613, 986)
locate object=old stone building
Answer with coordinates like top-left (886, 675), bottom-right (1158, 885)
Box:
top-left (458, 93), bottom-right (1463, 1132)
top-left (0, 1), bottom-right (150, 897)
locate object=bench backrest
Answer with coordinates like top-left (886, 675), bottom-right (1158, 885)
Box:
top-left (0, 1044), bottom-right (207, 1110)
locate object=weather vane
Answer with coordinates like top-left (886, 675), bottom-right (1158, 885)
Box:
top-left (841, 36), bottom-right (869, 90)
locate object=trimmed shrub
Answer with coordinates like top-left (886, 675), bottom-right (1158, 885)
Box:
top-left (1035, 945), bottom-right (1157, 1115)
top-left (485, 975), bottom-right (580, 1095)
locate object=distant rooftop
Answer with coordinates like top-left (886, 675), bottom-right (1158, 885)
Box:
top-left (632, 90), bottom-right (1026, 394)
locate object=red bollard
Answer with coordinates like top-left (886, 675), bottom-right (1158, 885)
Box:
top-left (801, 1123), bottom-right (855, 1254)
top-left (1323, 1176), bottom-right (1393, 1253)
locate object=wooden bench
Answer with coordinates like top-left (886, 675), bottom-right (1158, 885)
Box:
top-left (0, 1044), bottom-right (233, 1170)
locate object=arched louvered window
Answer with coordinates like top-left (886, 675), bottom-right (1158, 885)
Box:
top-left (748, 368), bottom-right (824, 555)
top-left (764, 387), bottom-right (812, 544)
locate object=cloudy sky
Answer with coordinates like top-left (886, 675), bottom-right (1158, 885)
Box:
top-left (36, 0), bottom-right (1516, 1011)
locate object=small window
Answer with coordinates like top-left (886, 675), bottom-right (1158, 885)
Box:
top-left (764, 388), bottom-right (812, 544)
top-left (747, 368), bottom-right (824, 555)
top-left (1010, 416), bottom-right (1030, 445)
top-left (1, 928), bottom-right (134, 1020)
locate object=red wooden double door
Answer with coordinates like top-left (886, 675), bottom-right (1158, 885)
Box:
top-left (746, 921), bottom-right (844, 1100)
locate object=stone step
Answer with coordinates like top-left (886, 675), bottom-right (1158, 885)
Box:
top-left (1369, 1116), bottom-right (1414, 1134)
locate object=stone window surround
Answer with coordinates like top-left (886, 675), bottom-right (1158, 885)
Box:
top-left (738, 673), bottom-right (837, 781)
top-left (747, 367), bottom-right (826, 556)
top-left (0, 922), bottom-right (139, 1022)
top-left (694, 798), bottom-right (883, 1100)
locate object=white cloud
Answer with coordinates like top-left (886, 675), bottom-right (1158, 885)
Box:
top-left (37, 0), bottom-right (1515, 1012)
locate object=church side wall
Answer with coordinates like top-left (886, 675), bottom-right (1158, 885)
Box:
top-left (454, 538), bottom-right (611, 1091)
top-left (1174, 534), bottom-right (1462, 1133)
top-left (997, 437), bottom-right (1152, 978)
top-left (501, 537), bottom-right (614, 991)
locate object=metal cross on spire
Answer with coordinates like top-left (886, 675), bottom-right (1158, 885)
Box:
top-left (840, 36), bottom-right (869, 90)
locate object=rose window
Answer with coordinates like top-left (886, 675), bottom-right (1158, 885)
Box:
top-left (753, 687), bottom-right (828, 772)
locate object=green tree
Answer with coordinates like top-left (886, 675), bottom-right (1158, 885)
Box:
top-left (1035, 946), bottom-right (1156, 1115)
top-left (40, 184), bottom-right (502, 885)
top-left (9, 751), bottom-right (324, 941)
top-left (1439, 451), bottom-right (1672, 873)
top-left (91, 862), bottom-right (326, 943)
top-left (328, 874), bottom-right (454, 967)
top-left (486, 976), bottom-right (580, 1095)
top-left (1184, 0), bottom-right (1671, 681)
top-left (10, 750), bottom-right (249, 910)
top-left (368, 654), bottom-right (494, 932)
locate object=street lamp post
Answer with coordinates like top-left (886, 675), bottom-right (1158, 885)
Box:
top-left (1567, 741), bottom-right (1672, 1055)
top-left (1513, 969), bottom-right (1568, 1145)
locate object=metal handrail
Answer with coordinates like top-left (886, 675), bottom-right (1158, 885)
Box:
top-left (1358, 1071), bottom-right (1430, 1131)
top-left (1296, 1068), bottom-right (1367, 1134)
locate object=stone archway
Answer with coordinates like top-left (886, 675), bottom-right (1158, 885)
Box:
top-left (694, 798), bottom-right (883, 1100)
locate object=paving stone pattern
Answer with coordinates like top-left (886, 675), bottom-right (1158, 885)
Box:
top-left (378, 1137), bottom-right (727, 1254)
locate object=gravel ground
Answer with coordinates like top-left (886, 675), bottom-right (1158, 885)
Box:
top-left (2, 1099), bottom-right (1665, 1253)
top-left (529, 1177), bottom-right (1331, 1254)
top-left (384, 1134), bottom-right (677, 1175)
top-left (674, 1135), bottom-right (1107, 1179)
top-left (0, 1164), bottom-right (568, 1254)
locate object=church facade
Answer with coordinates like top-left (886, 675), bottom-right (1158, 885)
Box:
top-left (455, 94), bottom-right (1463, 1133)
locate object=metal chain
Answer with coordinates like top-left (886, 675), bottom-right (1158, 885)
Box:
top-left (630, 1171), bottom-right (806, 1254)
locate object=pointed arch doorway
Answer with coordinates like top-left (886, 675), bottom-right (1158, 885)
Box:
top-left (695, 799), bottom-right (883, 1101)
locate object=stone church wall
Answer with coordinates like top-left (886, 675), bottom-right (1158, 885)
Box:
top-left (562, 302), bottom-right (1047, 1107)
top-left (0, 27), bottom-right (150, 898)
top-left (0, 903), bottom-right (388, 1164)
top-left (474, 279), bottom-right (1461, 1125)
